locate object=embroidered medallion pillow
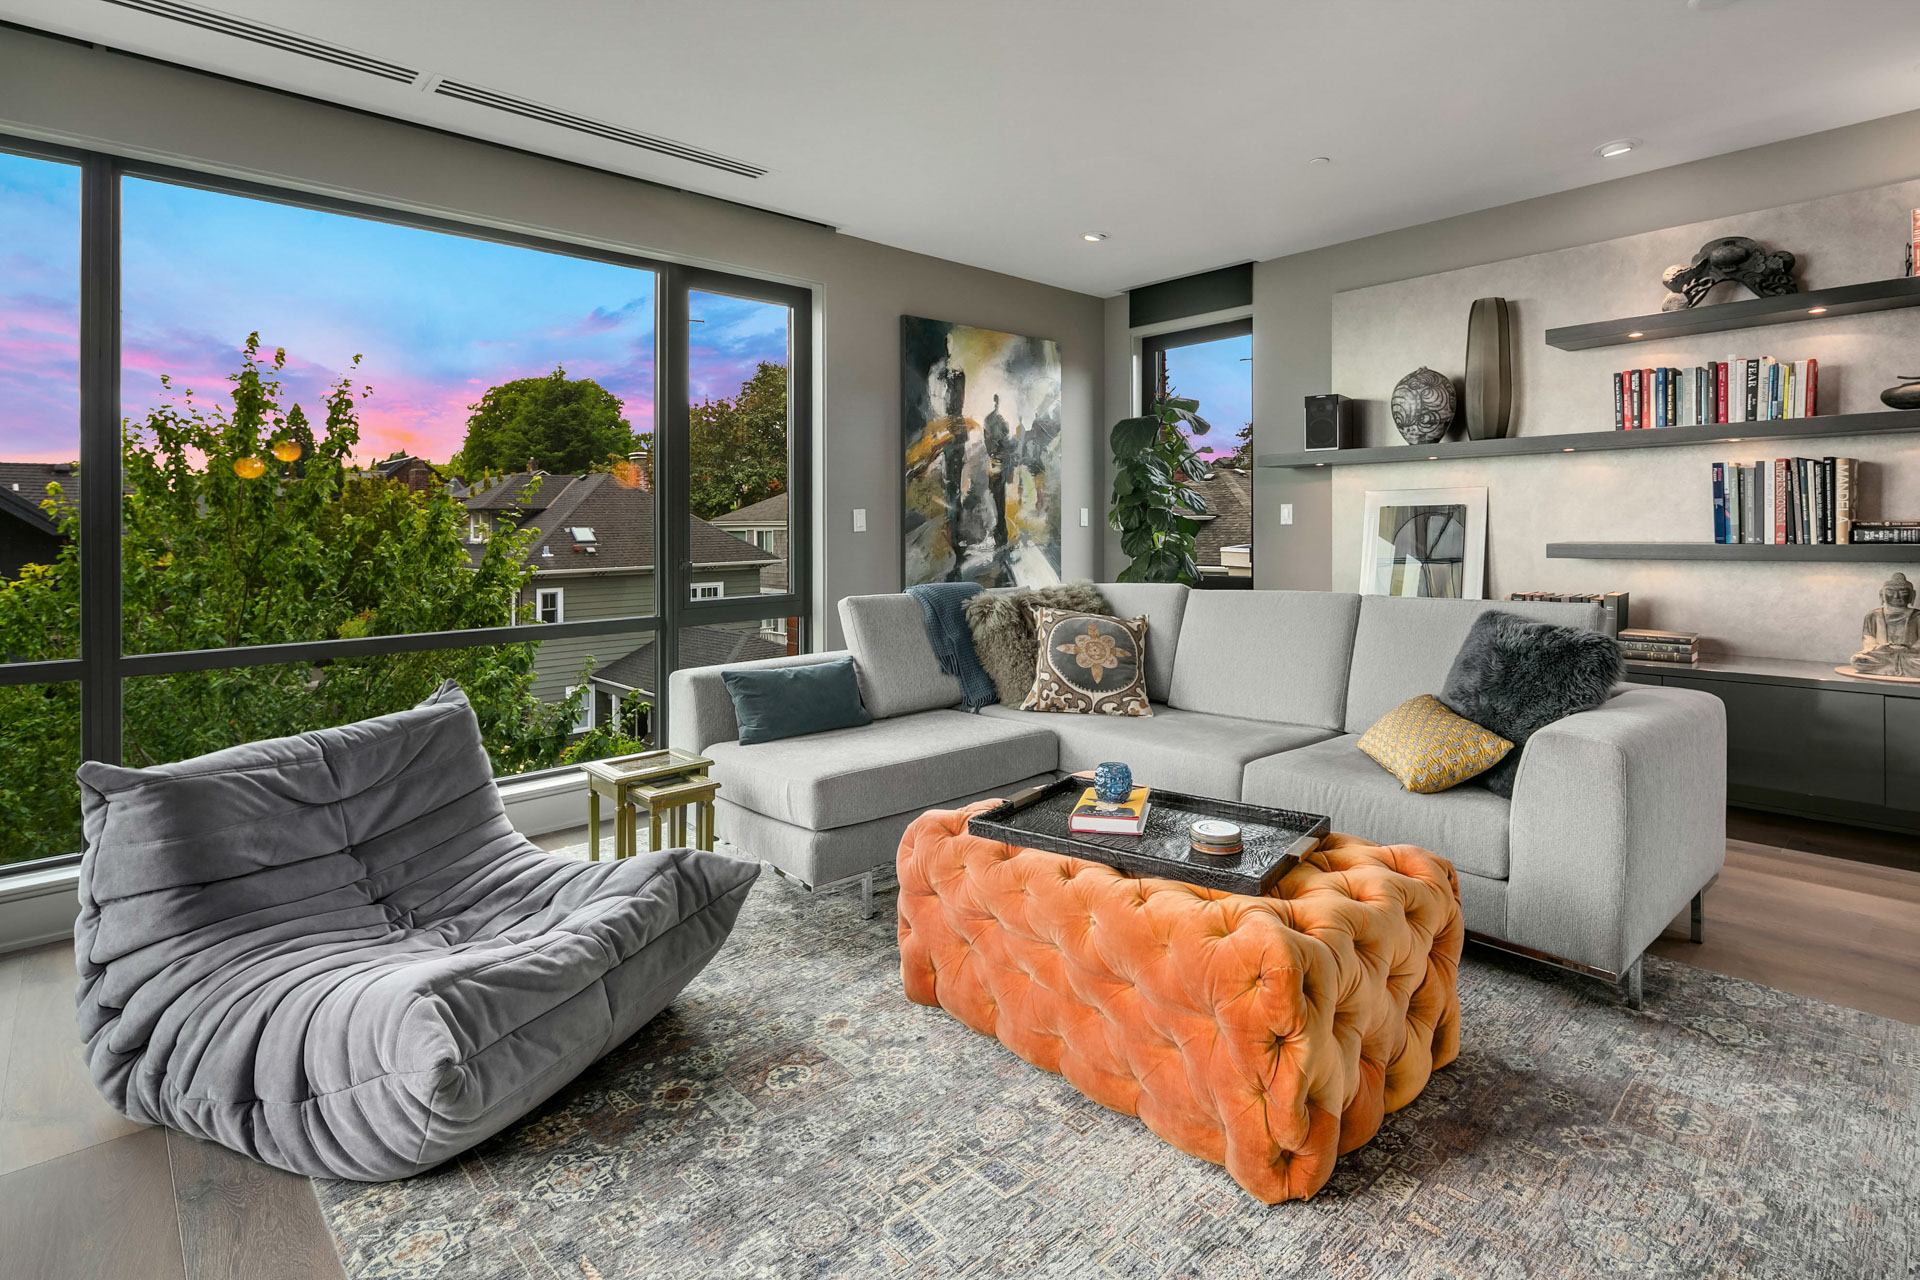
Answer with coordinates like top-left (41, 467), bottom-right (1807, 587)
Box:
top-left (1357, 693), bottom-right (1512, 793)
top-left (1020, 608), bottom-right (1152, 717)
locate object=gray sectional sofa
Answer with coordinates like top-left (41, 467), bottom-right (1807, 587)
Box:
top-left (669, 584), bottom-right (1727, 996)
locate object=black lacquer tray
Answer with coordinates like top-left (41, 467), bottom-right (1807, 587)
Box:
top-left (967, 776), bottom-right (1330, 896)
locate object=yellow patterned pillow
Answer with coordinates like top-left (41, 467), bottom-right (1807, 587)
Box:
top-left (1357, 694), bottom-right (1513, 794)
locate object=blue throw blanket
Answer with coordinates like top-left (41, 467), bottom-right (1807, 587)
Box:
top-left (905, 581), bottom-right (997, 711)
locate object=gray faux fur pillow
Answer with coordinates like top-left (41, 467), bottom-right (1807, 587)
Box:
top-left (1439, 609), bottom-right (1622, 798)
top-left (963, 582), bottom-right (1110, 707)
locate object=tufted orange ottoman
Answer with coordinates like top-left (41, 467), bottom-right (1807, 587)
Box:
top-left (896, 802), bottom-right (1463, 1204)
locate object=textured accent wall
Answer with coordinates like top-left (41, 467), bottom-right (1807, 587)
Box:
top-left (1328, 179), bottom-right (1920, 663)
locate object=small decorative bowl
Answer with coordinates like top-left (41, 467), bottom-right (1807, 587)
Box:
top-left (1092, 762), bottom-right (1132, 804)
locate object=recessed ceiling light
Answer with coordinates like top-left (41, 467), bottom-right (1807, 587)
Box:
top-left (1594, 138), bottom-right (1639, 159)
top-left (1081, 232), bottom-right (1107, 243)
top-left (1807, 306), bottom-right (1828, 314)
top-left (1626, 331), bottom-right (1645, 339)
top-left (1308, 156), bottom-right (1332, 166)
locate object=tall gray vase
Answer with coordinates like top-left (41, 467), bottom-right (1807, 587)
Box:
top-left (1464, 296), bottom-right (1512, 440)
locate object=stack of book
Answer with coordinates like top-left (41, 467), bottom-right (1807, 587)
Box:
top-left (1508, 590), bottom-right (1629, 635)
top-left (1613, 357), bottom-right (1817, 429)
top-left (1618, 629), bottom-right (1700, 666)
top-left (1069, 786), bottom-right (1151, 835)
top-left (1852, 521), bottom-right (1920, 544)
top-left (1712, 457), bottom-right (1859, 544)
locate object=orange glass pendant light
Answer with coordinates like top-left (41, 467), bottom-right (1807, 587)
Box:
top-left (232, 455), bottom-right (267, 479)
top-left (270, 438), bottom-right (301, 462)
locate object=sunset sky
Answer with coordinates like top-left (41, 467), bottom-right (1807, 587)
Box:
top-left (1162, 331), bottom-right (1252, 460)
top-left (0, 151), bottom-right (788, 467)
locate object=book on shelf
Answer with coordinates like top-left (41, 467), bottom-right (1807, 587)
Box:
top-left (1618, 628), bottom-right (1700, 665)
top-left (1911, 209), bottom-right (1920, 278)
top-left (1714, 456), bottom-right (1859, 544)
top-left (1069, 786), bottom-right (1151, 835)
top-left (1851, 522), bottom-right (1920, 544)
top-left (1616, 357), bottom-right (1816, 429)
top-left (1509, 591), bottom-right (1630, 634)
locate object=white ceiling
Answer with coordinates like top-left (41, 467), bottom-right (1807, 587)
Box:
top-left (7, 0), bottom-right (1920, 296)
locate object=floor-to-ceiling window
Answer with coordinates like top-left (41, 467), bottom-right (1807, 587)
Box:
top-left (1142, 318), bottom-right (1253, 581)
top-left (0, 139), bottom-right (813, 871)
top-left (0, 148), bottom-right (81, 863)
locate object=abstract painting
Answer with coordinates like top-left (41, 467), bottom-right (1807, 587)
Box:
top-left (902, 316), bottom-right (1062, 587)
top-left (1358, 487), bottom-right (1487, 599)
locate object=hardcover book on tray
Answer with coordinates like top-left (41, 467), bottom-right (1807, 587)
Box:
top-left (1069, 787), bottom-right (1151, 835)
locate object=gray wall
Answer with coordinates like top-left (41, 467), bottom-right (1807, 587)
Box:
top-left (0, 29), bottom-right (1107, 649)
top-left (1243, 107), bottom-right (1920, 595)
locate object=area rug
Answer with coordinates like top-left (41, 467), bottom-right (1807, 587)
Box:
top-left (317, 871), bottom-right (1919, 1280)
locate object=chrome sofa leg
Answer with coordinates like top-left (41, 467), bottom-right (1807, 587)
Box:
top-left (860, 870), bottom-right (876, 920)
top-left (1690, 889), bottom-right (1705, 944)
top-left (1622, 956), bottom-right (1644, 1010)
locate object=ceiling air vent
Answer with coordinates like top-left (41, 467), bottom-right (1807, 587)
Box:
top-left (433, 79), bottom-right (767, 179)
top-left (101, 0), bottom-right (418, 82)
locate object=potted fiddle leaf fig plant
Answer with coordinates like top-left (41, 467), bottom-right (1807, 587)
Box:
top-left (1108, 395), bottom-right (1213, 584)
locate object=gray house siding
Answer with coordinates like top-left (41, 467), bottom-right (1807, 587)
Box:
top-left (523, 567), bottom-right (765, 704)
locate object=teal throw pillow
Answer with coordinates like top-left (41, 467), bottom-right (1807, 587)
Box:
top-left (722, 657), bottom-right (872, 745)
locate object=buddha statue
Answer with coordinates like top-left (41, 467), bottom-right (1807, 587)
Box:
top-left (1852, 572), bottom-right (1920, 678)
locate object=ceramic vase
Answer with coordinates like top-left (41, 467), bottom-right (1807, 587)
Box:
top-left (1391, 367), bottom-right (1456, 445)
top-left (1092, 762), bottom-right (1132, 804)
top-left (1463, 297), bottom-right (1512, 440)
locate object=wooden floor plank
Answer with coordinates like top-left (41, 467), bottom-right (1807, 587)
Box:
top-left (0, 1127), bottom-right (185, 1280)
top-left (0, 941), bottom-right (145, 1176)
top-left (1649, 843), bottom-right (1920, 1024)
top-left (168, 1130), bottom-right (346, 1280)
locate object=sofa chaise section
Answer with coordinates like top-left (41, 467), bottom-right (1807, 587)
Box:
top-left (1241, 594), bottom-right (1726, 986)
top-left (667, 600), bottom-right (1058, 911)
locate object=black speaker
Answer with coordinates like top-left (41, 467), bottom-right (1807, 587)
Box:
top-left (1304, 394), bottom-right (1352, 451)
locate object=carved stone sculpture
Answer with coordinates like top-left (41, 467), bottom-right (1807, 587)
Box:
top-left (1662, 236), bottom-right (1798, 308)
top-left (1391, 366), bottom-right (1456, 445)
top-left (1851, 572), bottom-right (1920, 679)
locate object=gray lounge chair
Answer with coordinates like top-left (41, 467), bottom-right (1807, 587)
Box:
top-left (72, 681), bottom-right (758, 1181)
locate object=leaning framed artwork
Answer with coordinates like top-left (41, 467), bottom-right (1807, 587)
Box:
top-left (1357, 487), bottom-right (1488, 599)
top-left (901, 315), bottom-right (1063, 587)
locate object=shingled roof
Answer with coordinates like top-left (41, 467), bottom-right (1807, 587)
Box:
top-left (711, 492), bottom-right (787, 527)
top-left (467, 472), bottom-right (778, 574)
top-left (0, 462), bottom-right (81, 519)
top-left (1192, 467), bottom-right (1252, 570)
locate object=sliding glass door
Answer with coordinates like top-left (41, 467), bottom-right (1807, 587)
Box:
top-left (0, 136), bottom-right (813, 872)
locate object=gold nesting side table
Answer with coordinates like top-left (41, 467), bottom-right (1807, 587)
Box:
top-left (584, 748), bottom-right (719, 860)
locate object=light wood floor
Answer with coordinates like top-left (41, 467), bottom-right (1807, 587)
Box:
top-left (3, 813), bottom-right (1915, 1280)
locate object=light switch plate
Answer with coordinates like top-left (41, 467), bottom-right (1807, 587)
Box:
top-left (1280, 503), bottom-right (1293, 525)
top-left (1079, 507), bottom-right (1089, 527)
top-left (852, 508), bottom-right (867, 532)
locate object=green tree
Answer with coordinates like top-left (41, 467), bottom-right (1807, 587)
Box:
top-left (0, 336), bottom-right (588, 865)
top-left (452, 366), bottom-right (636, 477)
top-left (688, 361), bottom-right (788, 520)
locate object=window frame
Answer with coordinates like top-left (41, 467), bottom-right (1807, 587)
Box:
top-left (535, 587), bottom-right (565, 625)
top-left (0, 130), bottom-right (817, 876)
top-left (690, 582), bottom-right (724, 601)
top-left (1138, 316), bottom-right (1254, 416)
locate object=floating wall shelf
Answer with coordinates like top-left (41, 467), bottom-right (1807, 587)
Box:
top-left (1546, 542), bottom-right (1919, 563)
top-left (1543, 275), bottom-right (1920, 351)
top-left (1254, 409), bottom-right (1920, 469)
